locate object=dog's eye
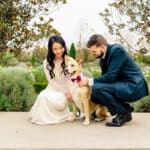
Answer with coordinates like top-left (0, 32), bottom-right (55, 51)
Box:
top-left (71, 64), bottom-right (74, 67)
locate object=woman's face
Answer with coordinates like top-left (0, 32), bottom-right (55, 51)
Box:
top-left (52, 42), bottom-right (65, 59)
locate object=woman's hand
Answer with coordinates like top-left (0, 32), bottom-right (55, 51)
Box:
top-left (65, 91), bottom-right (73, 102)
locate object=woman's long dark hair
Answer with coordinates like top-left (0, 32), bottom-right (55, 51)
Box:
top-left (47, 35), bottom-right (67, 79)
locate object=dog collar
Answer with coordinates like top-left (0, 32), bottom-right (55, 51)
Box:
top-left (71, 75), bottom-right (81, 83)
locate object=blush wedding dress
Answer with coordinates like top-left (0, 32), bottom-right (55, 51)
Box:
top-left (30, 59), bottom-right (70, 125)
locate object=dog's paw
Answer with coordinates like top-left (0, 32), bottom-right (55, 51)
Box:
top-left (94, 117), bottom-right (106, 122)
top-left (83, 120), bottom-right (90, 126)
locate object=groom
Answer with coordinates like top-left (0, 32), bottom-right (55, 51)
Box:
top-left (79, 34), bottom-right (149, 127)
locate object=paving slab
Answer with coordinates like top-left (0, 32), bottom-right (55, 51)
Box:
top-left (0, 112), bottom-right (150, 150)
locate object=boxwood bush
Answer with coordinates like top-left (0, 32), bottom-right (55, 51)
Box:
top-left (33, 82), bottom-right (47, 93)
top-left (32, 65), bottom-right (48, 93)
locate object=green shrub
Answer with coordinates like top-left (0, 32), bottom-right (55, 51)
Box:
top-left (77, 48), bottom-right (95, 62)
top-left (32, 65), bottom-right (47, 83)
top-left (69, 43), bottom-right (76, 59)
top-left (133, 53), bottom-right (143, 63)
top-left (32, 65), bottom-right (48, 93)
top-left (31, 54), bottom-right (39, 66)
top-left (143, 55), bottom-right (150, 64)
top-left (26, 46), bottom-right (47, 67)
top-left (0, 52), bottom-right (18, 66)
top-left (68, 102), bottom-right (73, 112)
top-left (0, 65), bottom-right (3, 71)
top-left (0, 67), bottom-right (36, 111)
top-left (33, 82), bottom-right (47, 93)
top-left (32, 46), bottom-right (47, 64)
top-left (143, 68), bottom-right (150, 91)
top-left (17, 51), bottom-right (31, 62)
top-left (133, 96), bottom-right (150, 112)
top-left (132, 70), bottom-right (150, 112)
top-left (83, 66), bottom-right (101, 78)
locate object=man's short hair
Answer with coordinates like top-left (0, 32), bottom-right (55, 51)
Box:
top-left (87, 34), bottom-right (107, 48)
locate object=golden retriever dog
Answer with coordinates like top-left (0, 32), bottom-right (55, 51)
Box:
top-left (64, 55), bottom-right (110, 125)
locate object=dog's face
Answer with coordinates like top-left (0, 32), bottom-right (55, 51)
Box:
top-left (64, 55), bottom-right (82, 77)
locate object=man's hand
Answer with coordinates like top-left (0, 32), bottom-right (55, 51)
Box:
top-left (79, 76), bottom-right (89, 86)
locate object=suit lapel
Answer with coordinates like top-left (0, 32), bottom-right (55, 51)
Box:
top-left (100, 44), bottom-right (112, 74)
top-left (100, 58), bottom-right (106, 74)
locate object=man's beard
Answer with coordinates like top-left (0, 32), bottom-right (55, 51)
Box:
top-left (96, 51), bottom-right (104, 59)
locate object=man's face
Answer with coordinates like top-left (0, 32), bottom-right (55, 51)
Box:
top-left (88, 45), bottom-right (106, 58)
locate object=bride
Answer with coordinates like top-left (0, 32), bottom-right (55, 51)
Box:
top-left (30, 35), bottom-right (71, 125)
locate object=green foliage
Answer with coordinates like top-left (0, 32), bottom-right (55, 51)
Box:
top-left (16, 51), bottom-right (31, 62)
top-left (84, 67), bottom-right (101, 78)
top-left (32, 65), bottom-right (47, 83)
top-left (133, 54), bottom-right (143, 63)
top-left (68, 102), bottom-right (73, 112)
top-left (28, 46), bottom-right (47, 67)
top-left (69, 43), bottom-right (76, 59)
top-left (0, 67), bottom-right (36, 111)
top-left (16, 46), bottom-right (47, 67)
top-left (133, 68), bottom-right (150, 112)
top-left (143, 55), bottom-right (150, 65)
top-left (31, 55), bottom-right (37, 66)
top-left (82, 60), bottom-right (101, 77)
top-left (32, 65), bottom-right (48, 93)
top-left (133, 96), bottom-right (150, 112)
top-left (133, 54), bottom-right (150, 65)
top-left (32, 46), bottom-right (47, 64)
top-left (100, 0), bottom-right (149, 50)
top-left (0, 52), bottom-right (18, 66)
top-left (0, 0), bottom-right (66, 53)
top-left (82, 48), bottom-right (95, 62)
top-left (28, 55), bottom-right (42, 67)
top-left (138, 48), bottom-right (148, 55)
top-left (77, 48), bottom-right (95, 63)
top-left (68, 102), bottom-right (80, 114)
top-left (33, 82), bottom-right (47, 93)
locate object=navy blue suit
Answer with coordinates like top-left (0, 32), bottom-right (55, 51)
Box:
top-left (91, 44), bottom-right (149, 115)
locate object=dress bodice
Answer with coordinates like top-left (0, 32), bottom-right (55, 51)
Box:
top-left (43, 59), bottom-right (69, 92)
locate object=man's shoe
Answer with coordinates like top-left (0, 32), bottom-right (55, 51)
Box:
top-left (106, 113), bottom-right (132, 127)
top-left (112, 113), bottom-right (122, 123)
top-left (112, 104), bottom-right (133, 123)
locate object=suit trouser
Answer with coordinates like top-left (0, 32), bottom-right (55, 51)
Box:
top-left (91, 83), bottom-right (126, 115)
top-left (91, 80), bottom-right (148, 115)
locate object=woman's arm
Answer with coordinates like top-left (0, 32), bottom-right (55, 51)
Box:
top-left (43, 59), bottom-right (51, 83)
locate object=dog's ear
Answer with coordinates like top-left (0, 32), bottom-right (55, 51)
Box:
top-left (76, 58), bottom-right (83, 64)
top-left (64, 55), bottom-right (70, 62)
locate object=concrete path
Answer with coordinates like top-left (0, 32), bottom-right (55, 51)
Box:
top-left (0, 112), bottom-right (150, 150)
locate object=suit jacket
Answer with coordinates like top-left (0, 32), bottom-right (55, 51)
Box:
top-left (94, 44), bottom-right (149, 101)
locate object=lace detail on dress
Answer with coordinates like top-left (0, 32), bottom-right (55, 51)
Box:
top-left (43, 59), bottom-right (69, 93)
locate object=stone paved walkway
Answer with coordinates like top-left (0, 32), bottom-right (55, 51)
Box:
top-left (0, 112), bottom-right (150, 150)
